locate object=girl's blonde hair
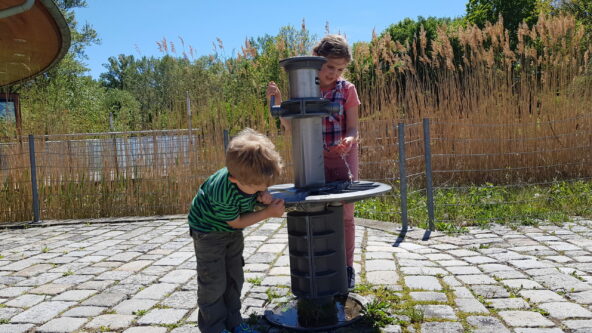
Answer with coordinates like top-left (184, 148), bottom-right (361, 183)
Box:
top-left (312, 34), bottom-right (352, 62)
top-left (226, 128), bottom-right (283, 186)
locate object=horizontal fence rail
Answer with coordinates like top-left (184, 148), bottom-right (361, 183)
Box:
top-left (0, 116), bottom-right (591, 228)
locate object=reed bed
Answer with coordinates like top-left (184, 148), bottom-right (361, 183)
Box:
top-left (0, 15), bottom-right (590, 223)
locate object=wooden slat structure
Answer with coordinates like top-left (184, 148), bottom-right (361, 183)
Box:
top-left (0, 0), bottom-right (70, 87)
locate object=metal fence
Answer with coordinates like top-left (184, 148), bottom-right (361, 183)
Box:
top-left (1, 116), bottom-right (591, 226)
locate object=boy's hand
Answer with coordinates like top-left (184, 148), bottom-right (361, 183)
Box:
top-left (265, 198), bottom-right (285, 218)
top-left (335, 136), bottom-right (356, 155)
top-left (257, 191), bottom-right (273, 205)
top-left (266, 81), bottom-right (282, 105)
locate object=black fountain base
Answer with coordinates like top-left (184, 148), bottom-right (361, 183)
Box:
top-left (264, 294), bottom-right (366, 331)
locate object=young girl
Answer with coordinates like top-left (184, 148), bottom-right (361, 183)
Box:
top-left (267, 34), bottom-right (361, 289)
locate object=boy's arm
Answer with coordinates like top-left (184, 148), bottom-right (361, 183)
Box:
top-left (227, 198), bottom-right (284, 229)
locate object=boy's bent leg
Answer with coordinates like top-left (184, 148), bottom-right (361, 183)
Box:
top-left (192, 230), bottom-right (230, 333)
top-left (224, 231), bottom-right (245, 329)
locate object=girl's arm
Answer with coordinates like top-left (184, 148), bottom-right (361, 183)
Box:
top-left (267, 81), bottom-right (291, 131)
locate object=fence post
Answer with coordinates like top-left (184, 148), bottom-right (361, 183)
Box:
top-left (423, 118), bottom-right (435, 231)
top-left (187, 91), bottom-right (193, 146)
top-left (223, 129), bottom-right (229, 151)
top-left (398, 123), bottom-right (408, 230)
top-left (109, 113), bottom-right (119, 177)
top-left (28, 134), bottom-right (40, 223)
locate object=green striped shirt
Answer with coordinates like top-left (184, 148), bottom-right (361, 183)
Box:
top-left (188, 168), bottom-right (257, 232)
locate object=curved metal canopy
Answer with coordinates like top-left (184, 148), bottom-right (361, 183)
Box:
top-left (0, 0), bottom-right (71, 88)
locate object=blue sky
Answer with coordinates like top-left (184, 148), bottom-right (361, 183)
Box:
top-left (75, 0), bottom-right (468, 79)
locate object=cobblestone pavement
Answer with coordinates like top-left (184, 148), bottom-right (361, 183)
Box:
top-left (1, 216), bottom-right (592, 333)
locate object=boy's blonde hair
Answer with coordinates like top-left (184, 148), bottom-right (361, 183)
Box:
top-left (226, 128), bottom-right (283, 186)
top-left (312, 34), bottom-right (352, 62)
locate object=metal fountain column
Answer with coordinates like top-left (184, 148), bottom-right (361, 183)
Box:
top-left (264, 56), bottom-right (392, 331)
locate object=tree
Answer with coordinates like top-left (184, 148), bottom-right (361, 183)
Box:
top-left (558, 0), bottom-right (592, 31)
top-left (465, 0), bottom-right (555, 33)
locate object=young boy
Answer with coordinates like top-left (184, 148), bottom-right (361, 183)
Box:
top-left (188, 128), bottom-right (285, 333)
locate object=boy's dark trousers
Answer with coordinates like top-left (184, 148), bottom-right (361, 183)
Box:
top-left (191, 229), bottom-right (244, 333)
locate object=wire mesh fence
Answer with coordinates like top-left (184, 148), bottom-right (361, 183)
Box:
top-left (1, 116), bottom-right (591, 226)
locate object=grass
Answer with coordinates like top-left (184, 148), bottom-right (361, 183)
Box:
top-left (356, 180), bottom-right (592, 231)
top-left (246, 277), bottom-right (263, 286)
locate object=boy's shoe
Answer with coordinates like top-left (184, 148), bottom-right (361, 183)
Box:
top-left (347, 266), bottom-right (355, 289)
top-left (233, 322), bottom-right (260, 333)
top-left (221, 330), bottom-right (232, 333)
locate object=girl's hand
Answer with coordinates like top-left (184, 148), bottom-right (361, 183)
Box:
top-left (257, 191), bottom-right (273, 205)
top-left (266, 81), bottom-right (282, 105)
top-left (265, 198), bottom-right (285, 218)
top-left (335, 136), bottom-right (356, 155)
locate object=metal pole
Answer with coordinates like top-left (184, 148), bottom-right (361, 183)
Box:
top-left (109, 113), bottom-right (119, 177)
top-left (398, 123), bottom-right (408, 230)
top-left (423, 118), bottom-right (435, 231)
top-left (28, 134), bottom-right (40, 223)
top-left (223, 129), bottom-right (229, 151)
top-left (186, 91), bottom-right (193, 146)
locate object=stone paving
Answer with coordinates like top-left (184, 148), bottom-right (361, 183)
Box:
top-left (1, 215), bottom-right (592, 332)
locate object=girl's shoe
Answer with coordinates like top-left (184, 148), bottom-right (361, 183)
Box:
top-left (233, 322), bottom-right (260, 333)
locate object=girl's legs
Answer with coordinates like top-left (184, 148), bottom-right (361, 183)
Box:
top-left (324, 145), bottom-right (359, 267)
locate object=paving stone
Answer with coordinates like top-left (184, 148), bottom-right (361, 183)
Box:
top-left (0, 287), bottom-right (31, 298)
top-left (81, 292), bottom-right (126, 307)
top-left (539, 302), bottom-right (592, 319)
top-left (133, 283), bottom-right (177, 299)
top-left (464, 256), bottom-right (497, 264)
top-left (446, 266), bottom-right (482, 275)
top-left (498, 310), bottom-right (555, 327)
top-left (366, 271), bottom-right (398, 285)
top-left (161, 291), bottom-right (197, 309)
top-left (159, 269), bottom-right (195, 284)
top-left (13, 264), bottom-right (54, 277)
top-left (416, 304), bottom-right (456, 319)
top-left (409, 292), bottom-right (447, 302)
top-left (10, 301), bottom-right (75, 324)
top-left (400, 266), bottom-right (447, 275)
top-left (421, 322), bottom-right (463, 332)
top-left (0, 324), bottom-right (35, 333)
top-left (568, 290), bottom-right (592, 304)
top-left (113, 299), bottom-right (158, 315)
top-left (61, 306), bottom-right (106, 317)
top-left (123, 327), bottom-right (168, 333)
top-left (404, 276), bottom-right (441, 291)
top-left (456, 274), bottom-right (498, 285)
top-left (513, 329), bottom-right (563, 333)
top-left (268, 267), bottom-right (290, 275)
top-left (486, 298), bottom-right (530, 309)
top-left (466, 316), bottom-right (510, 333)
top-left (115, 260), bottom-right (152, 272)
top-left (136, 308), bottom-right (188, 325)
top-left (563, 319), bottom-right (592, 330)
top-left (0, 307), bottom-right (23, 320)
top-left (452, 286), bottom-right (474, 298)
top-left (501, 279), bottom-right (543, 290)
top-left (29, 284), bottom-right (72, 295)
top-left (5, 294), bottom-right (47, 308)
top-left (472, 285), bottom-right (510, 298)
top-left (365, 260), bottom-right (397, 271)
top-left (534, 274), bottom-right (592, 292)
top-left (53, 289), bottom-right (96, 301)
top-left (456, 297), bottom-right (489, 314)
top-left (170, 324), bottom-right (201, 332)
top-left (85, 314), bottom-right (135, 330)
top-left (519, 290), bottom-right (565, 303)
top-left (36, 317), bottom-right (88, 332)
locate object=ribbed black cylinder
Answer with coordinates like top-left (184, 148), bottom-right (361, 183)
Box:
top-left (287, 206), bottom-right (347, 299)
